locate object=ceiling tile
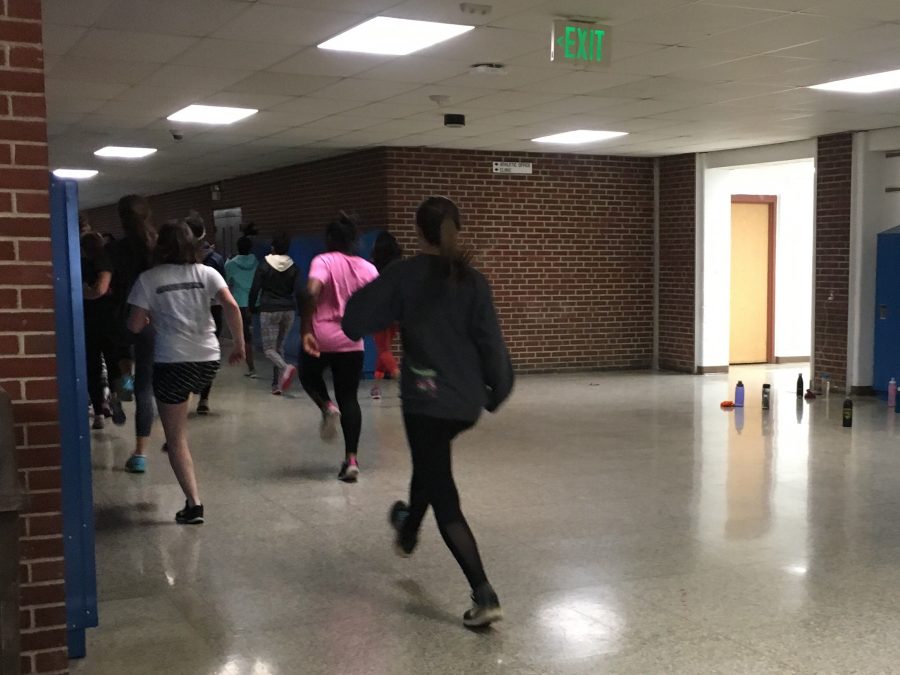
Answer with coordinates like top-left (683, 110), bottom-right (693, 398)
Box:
top-left (300, 114), bottom-right (381, 131)
top-left (200, 92), bottom-right (294, 111)
top-left (808, 0), bottom-right (900, 21)
top-left (268, 47), bottom-right (391, 78)
top-left (309, 78), bottom-right (420, 102)
top-left (41, 24), bottom-right (87, 55)
top-left (66, 29), bottom-right (199, 63)
top-left (359, 58), bottom-right (471, 85)
top-left (174, 39), bottom-right (303, 70)
top-left (93, 0), bottom-right (248, 37)
top-left (140, 65), bottom-right (253, 94)
top-left (212, 5), bottom-right (362, 46)
top-left (614, 4), bottom-right (785, 44)
top-left (46, 57), bottom-right (159, 85)
top-left (45, 78), bottom-right (128, 101)
top-left (525, 71), bottom-right (645, 95)
top-left (269, 96), bottom-right (364, 116)
top-left (42, 0), bottom-right (114, 27)
top-left (226, 72), bottom-right (339, 96)
top-left (615, 47), bottom-right (739, 76)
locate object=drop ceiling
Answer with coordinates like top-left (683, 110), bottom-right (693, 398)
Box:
top-left (42, 0), bottom-right (900, 207)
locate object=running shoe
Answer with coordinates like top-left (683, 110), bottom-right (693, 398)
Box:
top-left (463, 584), bottom-right (503, 628)
top-left (338, 458), bottom-right (359, 483)
top-left (118, 374), bottom-right (135, 402)
top-left (124, 455), bottom-right (146, 473)
top-left (389, 500), bottom-right (417, 557)
top-left (175, 501), bottom-right (204, 525)
top-left (196, 399), bottom-right (210, 415)
top-left (109, 394), bottom-right (126, 427)
top-left (321, 403), bottom-right (340, 442)
top-left (370, 385), bottom-right (382, 400)
top-left (271, 386), bottom-right (282, 396)
top-left (245, 369), bottom-right (258, 379)
top-left (92, 415), bottom-right (104, 430)
top-left (278, 364), bottom-right (298, 393)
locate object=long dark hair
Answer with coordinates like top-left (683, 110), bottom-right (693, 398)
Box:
top-left (154, 221), bottom-right (199, 265)
top-left (117, 194), bottom-right (156, 252)
top-left (326, 212), bottom-right (358, 254)
top-left (415, 196), bottom-right (469, 280)
top-left (372, 231), bottom-right (402, 272)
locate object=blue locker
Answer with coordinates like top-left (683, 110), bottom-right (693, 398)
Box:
top-left (49, 177), bottom-right (98, 658)
top-left (873, 225), bottom-right (900, 393)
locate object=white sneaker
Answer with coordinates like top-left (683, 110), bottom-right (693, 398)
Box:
top-left (321, 404), bottom-right (340, 442)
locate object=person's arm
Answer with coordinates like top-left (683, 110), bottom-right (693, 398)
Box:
top-left (82, 270), bottom-right (111, 300)
top-left (216, 287), bottom-right (246, 365)
top-left (301, 278), bottom-right (323, 358)
top-left (471, 277), bottom-right (514, 413)
top-left (248, 266), bottom-right (263, 314)
top-left (342, 267), bottom-right (401, 340)
top-left (126, 306), bottom-right (149, 334)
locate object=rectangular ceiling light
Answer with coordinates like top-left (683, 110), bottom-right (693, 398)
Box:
top-left (810, 68), bottom-right (900, 94)
top-left (532, 130), bottom-right (629, 144)
top-left (53, 169), bottom-right (98, 179)
top-left (318, 17), bottom-right (474, 56)
top-left (167, 104), bottom-right (258, 125)
top-left (94, 146), bottom-right (157, 159)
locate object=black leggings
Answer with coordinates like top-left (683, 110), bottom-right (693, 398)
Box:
top-left (84, 313), bottom-right (120, 415)
top-left (402, 414), bottom-right (488, 591)
top-left (300, 350), bottom-right (364, 457)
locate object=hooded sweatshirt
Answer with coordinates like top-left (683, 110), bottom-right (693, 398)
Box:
top-left (249, 254), bottom-right (298, 312)
top-left (225, 253), bottom-right (259, 308)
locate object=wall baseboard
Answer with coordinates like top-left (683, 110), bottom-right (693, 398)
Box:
top-left (850, 385), bottom-right (876, 396)
top-left (775, 356), bottom-right (811, 364)
top-left (697, 365), bottom-right (729, 374)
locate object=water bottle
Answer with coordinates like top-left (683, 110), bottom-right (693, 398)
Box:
top-left (762, 384), bottom-right (771, 410)
top-left (796, 374), bottom-right (804, 398)
top-left (843, 398), bottom-right (853, 428)
top-left (889, 378), bottom-right (897, 408)
top-left (735, 381), bottom-right (745, 407)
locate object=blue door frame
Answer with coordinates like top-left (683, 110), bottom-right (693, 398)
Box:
top-left (50, 177), bottom-right (98, 658)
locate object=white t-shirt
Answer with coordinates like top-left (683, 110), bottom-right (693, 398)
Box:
top-left (128, 264), bottom-right (227, 363)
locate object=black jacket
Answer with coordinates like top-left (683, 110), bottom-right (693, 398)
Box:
top-left (249, 255), bottom-right (299, 313)
top-left (343, 254), bottom-right (514, 422)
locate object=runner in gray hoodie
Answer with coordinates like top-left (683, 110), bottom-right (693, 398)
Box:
top-left (249, 234), bottom-right (299, 395)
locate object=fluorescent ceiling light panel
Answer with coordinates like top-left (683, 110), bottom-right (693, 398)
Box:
top-left (94, 146), bottom-right (157, 159)
top-left (532, 130), bottom-right (629, 145)
top-left (318, 17), bottom-right (474, 56)
top-left (167, 104), bottom-right (258, 125)
top-left (810, 68), bottom-right (900, 94)
top-left (53, 169), bottom-right (98, 179)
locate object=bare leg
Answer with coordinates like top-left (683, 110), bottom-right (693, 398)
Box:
top-left (157, 399), bottom-right (201, 506)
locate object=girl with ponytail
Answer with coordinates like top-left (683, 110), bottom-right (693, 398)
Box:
top-left (343, 196), bottom-right (514, 628)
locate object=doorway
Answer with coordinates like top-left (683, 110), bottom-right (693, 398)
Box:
top-left (730, 195), bottom-right (776, 364)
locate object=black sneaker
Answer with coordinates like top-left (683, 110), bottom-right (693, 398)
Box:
top-left (109, 394), bottom-right (126, 427)
top-left (175, 501), bottom-right (204, 525)
top-left (389, 501), bottom-right (417, 557)
top-left (463, 583), bottom-right (503, 628)
top-left (196, 399), bottom-right (210, 415)
top-left (337, 459), bottom-right (359, 483)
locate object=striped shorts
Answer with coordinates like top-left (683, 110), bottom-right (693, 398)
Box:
top-left (152, 361), bottom-right (220, 405)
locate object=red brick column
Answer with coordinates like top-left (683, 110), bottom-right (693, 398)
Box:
top-left (0, 1), bottom-right (68, 673)
top-left (658, 154), bottom-right (697, 372)
top-left (814, 132), bottom-right (853, 391)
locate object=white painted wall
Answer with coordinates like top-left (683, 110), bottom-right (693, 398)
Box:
top-left (699, 159), bottom-right (815, 367)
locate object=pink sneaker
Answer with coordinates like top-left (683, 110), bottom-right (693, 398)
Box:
top-left (279, 365), bottom-right (297, 393)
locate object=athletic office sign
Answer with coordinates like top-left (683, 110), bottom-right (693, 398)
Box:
top-left (551, 19), bottom-right (611, 66)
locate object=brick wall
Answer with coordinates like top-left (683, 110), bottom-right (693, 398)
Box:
top-left (814, 133), bottom-right (852, 391)
top-left (85, 148), bottom-right (389, 239)
top-left (658, 154), bottom-right (696, 372)
top-left (0, 1), bottom-right (69, 674)
top-left (384, 147), bottom-right (655, 372)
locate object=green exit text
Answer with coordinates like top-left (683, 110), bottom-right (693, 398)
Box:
top-left (552, 21), bottom-right (611, 65)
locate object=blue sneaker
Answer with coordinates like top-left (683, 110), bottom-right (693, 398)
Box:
top-left (118, 375), bottom-right (135, 402)
top-left (125, 455), bottom-right (146, 473)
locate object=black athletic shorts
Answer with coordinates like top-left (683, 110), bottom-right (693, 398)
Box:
top-left (152, 361), bottom-right (220, 404)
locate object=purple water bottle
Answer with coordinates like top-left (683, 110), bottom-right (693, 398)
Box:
top-left (735, 381), bottom-right (745, 408)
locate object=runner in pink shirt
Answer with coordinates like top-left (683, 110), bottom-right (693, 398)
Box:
top-left (298, 214), bottom-right (378, 482)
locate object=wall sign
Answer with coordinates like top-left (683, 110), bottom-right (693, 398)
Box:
top-left (493, 161), bottom-right (533, 175)
top-left (551, 20), bottom-right (611, 66)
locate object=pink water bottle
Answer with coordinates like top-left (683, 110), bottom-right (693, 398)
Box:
top-left (889, 377), bottom-right (897, 408)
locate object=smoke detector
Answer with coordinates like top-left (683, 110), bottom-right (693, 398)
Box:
top-left (460, 3), bottom-right (492, 16)
top-left (444, 113), bottom-right (466, 128)
top-left (470, 62), bottom-right (507, 76)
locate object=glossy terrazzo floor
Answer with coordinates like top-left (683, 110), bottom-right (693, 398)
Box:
top-left (70, 362), bottom-right (900, 675)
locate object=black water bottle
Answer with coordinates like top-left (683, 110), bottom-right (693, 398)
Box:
top-left (797, 374), bottom-right (804, 398)
top-left (843, 398), bottom-right (853, 428)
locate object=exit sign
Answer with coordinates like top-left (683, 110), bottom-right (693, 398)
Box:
top-left (551, 20), bottom-right (611, 66)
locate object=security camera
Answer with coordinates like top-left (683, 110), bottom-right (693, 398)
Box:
top-left (170, 129), bottom-right (184, 142)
